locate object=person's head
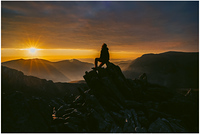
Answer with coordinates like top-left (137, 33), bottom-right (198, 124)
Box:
top-left (102, 43), bottom-right (108, 49)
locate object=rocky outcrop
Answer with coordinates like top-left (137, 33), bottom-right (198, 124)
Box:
top-left (2, 63), bottom-right (198, 132)
top-left (2, 91), bottom-right (52, 132)
top-left (51, 62), bottom-right (198, 132)
top-left (1, 66), bottom-right (87, 132)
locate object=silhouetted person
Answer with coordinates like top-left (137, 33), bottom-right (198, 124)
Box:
top-left (92, 43), bottom-right (110, 69)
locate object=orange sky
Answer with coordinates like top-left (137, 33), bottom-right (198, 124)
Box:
top-left (1, 1), bottom-right (199, 63)
top-left (1, 48), bottom-right (144, 63)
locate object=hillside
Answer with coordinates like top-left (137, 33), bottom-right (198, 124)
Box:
top-left (124, 51), bottom-right (199, 88)
top-left (53, 59), bottom-right (93, 81)
top-left (1, 65), bottom-right (88, 132)
top-left (1, 59), bottom-right (70, 82)
top-left (1, 65), bottom-right (87, 98)
top-left (2, 63), bottom-right (198, 132)
top-left (113, 60), bottom-right (132, 70)
top-left (2, 58), bottom-right (93, 82)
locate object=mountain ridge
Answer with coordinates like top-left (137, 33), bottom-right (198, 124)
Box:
top-left (124, 51), bottom-right (199, 88)
top-left (2, 58), bottom-right (93, 82)
top-left (2, 51), bottom-right (199, 87)
top-left (1, 60), bottom-right (198, 132)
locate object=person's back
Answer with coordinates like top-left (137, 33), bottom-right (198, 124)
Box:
top-left (100, 45), bottom-right (109, 62)
top-left (92, 43), bottom-right (110, 69)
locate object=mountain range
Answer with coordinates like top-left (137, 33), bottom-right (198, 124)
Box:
top-left (2, 60), bottom-right (198, 132)
top-left (2, 58), bottom-right (93, 82)
top-left (1, 65), bottom-right (88, 98)
top-left (124, 51), bottom-right (199, 88)
top-left (2, 51), bottom-right (199, 89)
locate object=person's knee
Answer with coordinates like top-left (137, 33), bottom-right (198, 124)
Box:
top-left (95, 58), bottom-right (101, 61)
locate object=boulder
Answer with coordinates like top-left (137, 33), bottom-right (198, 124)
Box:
top-left (2, 62), bottom-right (198, 132)
top-left (2, 91), bottom-right (52, 132)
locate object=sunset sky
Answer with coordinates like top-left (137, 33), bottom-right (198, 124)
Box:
top-left (1, 1), bottom-right (199, 63)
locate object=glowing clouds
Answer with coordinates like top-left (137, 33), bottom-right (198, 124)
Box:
top-left (1, 48), bottom-right (98, 62)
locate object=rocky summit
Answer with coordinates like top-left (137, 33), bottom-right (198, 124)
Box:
top-left (51, 62), bottom-right (198, 132)
top-left (2, 63), bottom-right (199, 132)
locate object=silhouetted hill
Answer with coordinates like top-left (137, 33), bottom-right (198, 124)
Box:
top-left (113, 60), bottom-right (132, 70)
top-left (124, 51), bottom-right (199, 88)
top-left (1, 65), bottom-right (87, 98)
top-left (53, 59), bottom-right (93, 81)
top-left (2, 58), bottom-right (93, 82)
top-left (51, 62), bottom-right (198, 132)
top-left (1, 65), bottom-right (88, 132)
top-left (2, 63), bottom-right (198, 132)
top-left (2, 59), bottom-right (70, 82)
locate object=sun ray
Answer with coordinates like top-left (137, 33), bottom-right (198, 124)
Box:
top-left (29, 59), bottom-right (33, 75)
top-left (38, 59), bottom-right (53, 77)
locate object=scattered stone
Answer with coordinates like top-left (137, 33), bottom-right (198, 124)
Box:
top-left (2, 63), bottom-right (198, 132)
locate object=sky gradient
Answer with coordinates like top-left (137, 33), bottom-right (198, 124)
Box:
top-left (1, 1), bottom-right (199, 62)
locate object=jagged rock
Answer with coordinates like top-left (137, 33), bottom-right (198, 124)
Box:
top-left (55, 106), bottom-right (75, 117)
top-left (2, 91), bottom-right (52, 132)
top-left (64, 93), bottom-right (76, 104)
top-left (120, 109), bottom-right (135, 132)
top-left (135, 126), bottom-right (147, 132)
top-left (84, 63), bottom-right (131, 102)
top-left (2, 62), bottom-right (198, 132)
top-left (124, 100), bottom-right (144, 109)
top-left (123, 119), bottom-right (135, 132)
top-left (147, 108), bottom-right (172, 123)
top-left (166, 118), bottom-right (187, 132)
top-left (86, 108), bottom-right (112, 132)
top-left (130, 109), bottom-right (141, 127)
top-left (110, 124), bottom-right (123, 132)
top-left (109, 111), bottom-right (125, 127)
top-left (138, 116), bottom-right (149, 128)
top-left (148, 117), bottom-right (173, 132)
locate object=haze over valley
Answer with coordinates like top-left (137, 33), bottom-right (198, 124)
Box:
top-left (2, 51), bottom-right (198, 89)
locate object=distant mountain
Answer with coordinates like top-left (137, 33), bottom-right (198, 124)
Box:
top-left (124, 51), bottom-right (199, 88)
top-left (1, 65), bottom-right (87, 98)
top-left (2, 59), bottom-right (70, 82)
top-left (2, 58), bottom-right (93, 82)
top-left (2, 63), bottom-right (198, 132)
top-left (53, 59), bottom-right (93, 81)
top-left (113, 60), bottom-right (132, 71)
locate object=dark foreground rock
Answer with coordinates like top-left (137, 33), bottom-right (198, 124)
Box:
top-left (2, 63), bottom-right (199, 132)
top-left (2, 91), bottom-right (52, 132)
top-left (51, 62), bottom-right (198, 132)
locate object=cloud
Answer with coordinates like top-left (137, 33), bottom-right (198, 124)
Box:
top-left (1, 1), bottom-right (199, 53)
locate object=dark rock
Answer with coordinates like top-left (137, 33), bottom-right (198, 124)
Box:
top-left (138, 116), bottom-right (149, 128)
top-left (110, 124), bottom-right (123, 132)
top-left (124, 100), bottom-right (144, 109)
top-left (109, 111), bottom-right (125, 127)
top-left (2, 91), bottom-right (52, 132)
top-left (148, 117), bottom-right (173, 132)
top-left (123, 119), bottom-right (135, 132)
top-left (148, 117), bottom-right (186, 132)
top-left (120, 109), bottom-right (135, 132)
top-left (2, 62), bottom-right (198, 133)
top-left (130, 109), bottom-right (141, 127)
top-left (64, 93), bottom-right (75, 104)
top-left (55, 107), bottom-right (74, 117)
top-left (135, 126), bottom-right (147, 132)
top-left (86, 108), bottom-right (112, 132)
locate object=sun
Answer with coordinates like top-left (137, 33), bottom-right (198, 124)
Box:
top-left (29, 47), bottom-right (37, 54)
